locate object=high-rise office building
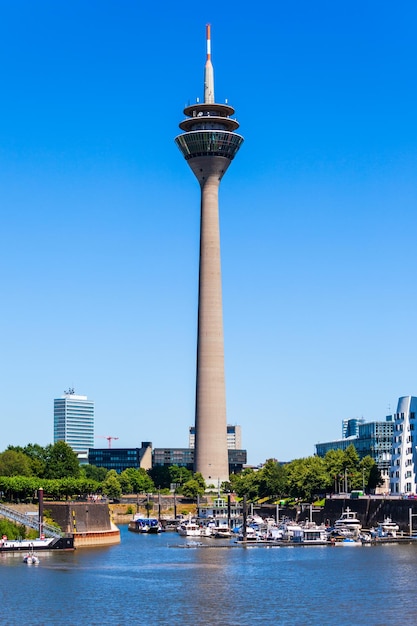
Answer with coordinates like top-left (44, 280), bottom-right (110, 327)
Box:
top-left (175, 25), bottom-right (243, 484)
top-left (54, 389), bottom-right (94, 460)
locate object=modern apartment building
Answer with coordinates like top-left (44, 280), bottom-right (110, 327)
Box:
top-left (389, 396), bottom-right (417, 494)
top-left (54, 389), bottom-right (94, 461)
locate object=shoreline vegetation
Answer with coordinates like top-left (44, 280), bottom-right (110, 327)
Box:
top-left (0, 441), bottom-right (383, 505)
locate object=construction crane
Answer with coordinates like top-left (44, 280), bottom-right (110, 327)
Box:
top-left (96, 435), bottom-right (119, 449)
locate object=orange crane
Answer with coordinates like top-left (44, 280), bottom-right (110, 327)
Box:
top-left (96, 435), bottom-right (119, 449)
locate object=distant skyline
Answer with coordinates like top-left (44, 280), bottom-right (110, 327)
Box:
top-left (1, 2), bottom-right (416, 464)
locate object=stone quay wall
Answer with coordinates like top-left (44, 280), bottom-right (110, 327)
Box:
top-left (46, 502), bottom-right (120, 547)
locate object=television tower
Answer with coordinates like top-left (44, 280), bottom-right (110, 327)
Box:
top-left (175, 25), bottom-right (244, 485)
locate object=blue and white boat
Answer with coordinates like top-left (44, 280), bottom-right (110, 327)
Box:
top-left (128, 516), bottom-right (162, 534)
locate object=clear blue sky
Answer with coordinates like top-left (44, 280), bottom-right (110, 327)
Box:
top-left (0, 2), bottom-right (416, 464)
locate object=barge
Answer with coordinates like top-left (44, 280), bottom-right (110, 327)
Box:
top-left (0, 535), bottom-right (74, 552)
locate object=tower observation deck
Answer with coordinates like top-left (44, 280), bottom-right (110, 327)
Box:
top-left (175, 25), bottom-right (243, 486)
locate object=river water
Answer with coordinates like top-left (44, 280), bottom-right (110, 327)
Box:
top-left (0, 524), bottom-right (416, 625)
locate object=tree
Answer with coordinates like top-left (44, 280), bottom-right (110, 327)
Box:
top-left (102, 470), bottom-right (122, 501)
top-left (6, 444), bottom-right (49, 477)
top-left (257, 459), bottom-right (287, 499)
top-left (360, 456), bottom-right (383, 492)
top-left (367, 463), bottom-right (383, 491)
top-left (324, 449), bottom-right (345, 492)
top-left (0, 450), bottom-right (32, 476)
top-left (148, 466), bottom-right (171, 490)
top-left (169, 466), bottom-right (193, 487)
top-left (22, 444), bottom-right (48, 477)
top-left (129, 468), bottom-right (155, 494)
top-left (43, 441), bottom-right (80, 479)
top-left (118, 470), bottom-right (133, 494)
top-left (117, 468), bottom-right (155, 494)
top-left (343, 444), bottom-right (360, 471)
top-left (0, 475), bottom-right (41, 501)
top-left (229, 468), bottom-right (260, 501)
top-left (0, 519), bottom-right (27, 540)
top-left (81, 464), bottom-right (108, 482)
top-left (193, 472), bottom-right (206, 491)
top-left (286, 456), bottom-right (331, 501)
top-left (181, 479), bottom-right (205, 499)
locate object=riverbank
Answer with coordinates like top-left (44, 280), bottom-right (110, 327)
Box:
top-left (0, 502), bottom-right (120, 548)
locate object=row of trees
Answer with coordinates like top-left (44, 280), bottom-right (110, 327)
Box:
top-left (227, 446), bottom-right (382, 502)
top-left (0, 443), bottom-right (207, 501)
top-left (0, 442), bottom-right (382, 503)
top-left (0, 468), bottom-right (206, 502)
top-left (0, 442), bottom-right (81, 479)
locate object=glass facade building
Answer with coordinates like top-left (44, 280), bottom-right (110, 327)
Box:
top-left (54, 392), bottom-right (94, 456)
top-left (88, 443), bottom-right (152, 474)
top-left (342, 418), bottom-right (365, 439)
top-left (152, 448), bottom-right (247, 475)
top-left (316, 416), bottom-right (394, 483)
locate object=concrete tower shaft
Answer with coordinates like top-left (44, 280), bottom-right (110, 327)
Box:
top-left (175, 25), bottom-right (243, 486)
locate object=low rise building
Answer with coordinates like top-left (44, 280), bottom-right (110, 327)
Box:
top-left (88, 442), bottom-right (152, 473)
top-left (152, 448), bottom-right (247, 476)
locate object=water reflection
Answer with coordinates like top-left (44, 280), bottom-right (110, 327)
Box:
top-left (1, 526), bottom-right (417, 624)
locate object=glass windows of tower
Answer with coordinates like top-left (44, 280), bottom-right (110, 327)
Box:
top-left (176, 132), bottom-right (243, 160)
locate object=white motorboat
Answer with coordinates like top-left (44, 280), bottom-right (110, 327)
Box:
top-left (334, 508), bottom-right (362, 531)
top-left (266, 527), bottom-right (284, 541)
top-left (376, 517), bottom-right (400, 537)
top-left (279, 522), bottom-right (304, 541)
top-left (237, 526), bottom-right (261, 542)
top-left (292, 524), bottom-right (328, 544)
top-left (213, 527), bottom-right (232, 539)
top-left (176, 519), bottom-right (202, 537)
top-left (23, 553), bottom-right (40, 565)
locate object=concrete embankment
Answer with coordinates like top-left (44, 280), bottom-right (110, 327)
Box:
top-left (3, 502), bottom-right (120, 548)
top-left (254, 498), bottom-right (417, 533)
top-left (47, 502), bottom-right (120, 547)
top-left (321, 497), bottom-right (417, 531)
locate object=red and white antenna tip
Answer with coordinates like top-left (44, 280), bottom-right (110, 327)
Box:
top-left (206, 23), bottom-right (211, 59)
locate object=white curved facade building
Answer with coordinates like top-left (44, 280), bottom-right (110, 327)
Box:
top-left (390, 396), bottom-right (417, 494)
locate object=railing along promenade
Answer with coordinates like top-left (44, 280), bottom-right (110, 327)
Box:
top-left (0, 502), bottom-right (63, 538)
